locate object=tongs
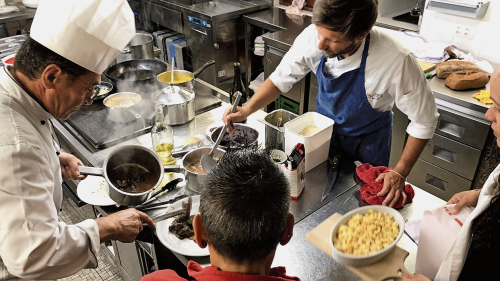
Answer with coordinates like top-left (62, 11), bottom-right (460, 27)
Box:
top-left (150, 196), bottom-right (192, 223)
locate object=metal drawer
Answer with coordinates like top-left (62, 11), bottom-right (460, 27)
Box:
top-left (148, 3), bottom-right (183, 34)
top-left (407, 159), bottom-right (471, 201)
top-left (436, 105), bottom-right (490, 149)
top-left (184, 21), bottom-right (214, 62)
top-left (419, 134), bottom-right (481, 180)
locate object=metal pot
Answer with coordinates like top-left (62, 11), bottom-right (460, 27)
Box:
top-left (78, 145), bottom-right (165, 206)
top-left (170, 147), bottom-right (225, 192)
top-left (104, 59), bottom-right (168, 94)
top-left (103, 92), bottom-right (142, 123)
top-left (156, 60), bottom-right (215, 90)
top-left (209, 123), bottom-right (259, 149)
top-left (151, 86), bottom-right (195, 125)
top-left (115, 32), bottom-right (154, 64)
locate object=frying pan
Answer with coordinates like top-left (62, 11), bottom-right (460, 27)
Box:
top-left (104, 59), bottom-right (168, 93)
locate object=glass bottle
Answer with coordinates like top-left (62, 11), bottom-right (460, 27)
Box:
top-left (230, 62), bottom-right (248, 107)
top-left (151, 105), bottom-right (176, 166)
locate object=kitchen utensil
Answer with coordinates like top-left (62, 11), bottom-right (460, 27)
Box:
top-left (155, 195), bottom-right (209, 256)
top-left (140, 178), bottom-right (183, 206)
top-left (258, 109), bottom-right (298, 151)
top-left (329, 205), bottom-right (406, 267)
top-left (115, 32), bottom-right (154, 64)
top-left (94, 81), bottom-right (113, 100)
top-left (208, 123), bottom-right (259, 149)
top-left (326, 160), bottom-right (364, 202)
top-left (200, 92), bottom-right (241, 173)
top-left (151, 196), bottom-right (191, 223)
top-left (180, 135), bottom-right (204, 150)
top-left (276, 117), bottom-right (283, 127)
top-left (104, 59), bottom-right (168, 93)
top-left (150, 85), bottom-right (195, 125)
top-left (156, 60), bottom-right (215, 90)
top-left (321, 155), bottom-right (341, 202)
top-left (306, 212), bottom-right (409, 281)
top-left (135, 194), bottom-right (189, 211)
top-left (78, 145), bottom-right (165, 206)
top-left (103, 92), bottom-right (142, 123)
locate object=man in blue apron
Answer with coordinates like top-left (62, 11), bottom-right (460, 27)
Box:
top-left (223, 0), bottom-right (439, 207)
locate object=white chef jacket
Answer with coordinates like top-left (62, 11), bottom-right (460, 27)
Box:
top-left (434, 164), bottom-right (500, 281)
top-left (269, 25), bottom-right (439, 140)
top-left (0, 67), bottom-right (100, 280)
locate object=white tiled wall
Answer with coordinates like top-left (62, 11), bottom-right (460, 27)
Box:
top-left (420, 0), bottom-right (500, 64)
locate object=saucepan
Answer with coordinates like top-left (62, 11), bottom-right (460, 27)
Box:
top-left (78, 145), bottom-right (166, 206)
top-left (156, 60), bottom-right (215, 90)
top-left (103, 92), bottom-right (142, 123)
top-left (150, 85), bottom-right (195, 125)
top-left (104, 59), bottom-right (168, 93)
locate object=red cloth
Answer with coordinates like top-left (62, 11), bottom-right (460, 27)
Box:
top-left (357, 163), bottom-right (414, 209)
top-left (141, 260), bottom-right (301, 281)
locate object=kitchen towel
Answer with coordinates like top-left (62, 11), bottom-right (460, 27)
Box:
top-left (356, 163), bottom-right (414, 209)
top-left (285, 0), bottom-right (306, 16)
top-left (415, 204), bottom-right (473, 280)
top-left (473, 90), bottom-right (493, 104)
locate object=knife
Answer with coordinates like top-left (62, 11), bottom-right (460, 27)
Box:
top-left (321, 155), bottom-right (341, 202)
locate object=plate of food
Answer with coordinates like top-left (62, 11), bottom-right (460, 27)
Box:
top-left (156, 195), bottom-right (209, 256)
top-left (77, 175), bottom-right (117, 206)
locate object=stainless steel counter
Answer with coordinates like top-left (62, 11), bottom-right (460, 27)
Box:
top-left (0, 0), bottom-right (36, 24)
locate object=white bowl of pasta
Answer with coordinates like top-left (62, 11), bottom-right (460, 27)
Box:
top-left (329, 205), bottom-right (405, 267)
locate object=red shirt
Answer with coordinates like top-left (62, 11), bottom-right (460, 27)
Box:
top-left (141, 261), bottom-right (301, 281)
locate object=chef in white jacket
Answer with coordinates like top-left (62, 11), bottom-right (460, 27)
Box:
top-left (401, 67), bottom-right (500, 280)
top-left (223, 0), bottom-right (439, 207)
top-left (0, 0), bottom-right (154, 280)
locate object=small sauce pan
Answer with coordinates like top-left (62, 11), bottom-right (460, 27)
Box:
top-left (103, 92), bottom-right (142, 123)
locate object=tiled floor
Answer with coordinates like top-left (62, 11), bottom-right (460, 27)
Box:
top-left (57, 197), bottom-right (124, 281)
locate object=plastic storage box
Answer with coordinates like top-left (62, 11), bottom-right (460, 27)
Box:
top-left (284, 112), bottom-right (334, 172)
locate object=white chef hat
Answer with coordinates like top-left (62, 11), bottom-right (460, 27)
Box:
top-left (30, 0), bottom-right (135, 74)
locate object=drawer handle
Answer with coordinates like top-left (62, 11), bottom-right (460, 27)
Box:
top-left (438, 120), bottom-right (465, 138)
top-left (191, 28), bottom-right (208, 36)
top-left (425, 173), bottom-right (448, 191)
top-left (432, 145), bottom-right (456, 164)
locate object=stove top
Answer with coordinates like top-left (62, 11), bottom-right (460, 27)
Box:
top-left (64, 89), bottom-right (221, 149)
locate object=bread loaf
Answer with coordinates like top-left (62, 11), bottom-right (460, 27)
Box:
top-left (445, 70), bottom-right (489, 90)
top-left (437, 61), bottom-right (484, 78)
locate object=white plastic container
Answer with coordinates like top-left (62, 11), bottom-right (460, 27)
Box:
top-left (284, 112), bottom-right (334, 172)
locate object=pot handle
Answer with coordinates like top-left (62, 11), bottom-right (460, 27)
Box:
top-left (79, 166), bottom-right (104, 176)
top-left (172, 150), bottom-right (189, 158)
top-left (121, 46), bottom-right (132, 54)
top-left (193, 60), bottom-right (215, 78)
top-left (130, 108), bottom-right (142, 120)
top-left (164, 165), bottom-right (182, 173)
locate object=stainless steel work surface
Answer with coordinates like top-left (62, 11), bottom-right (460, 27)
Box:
top-left (0, 1), bottom-right (36, 24)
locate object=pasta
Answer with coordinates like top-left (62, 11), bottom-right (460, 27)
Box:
top-left (333, 209), bottom-right (400, 256)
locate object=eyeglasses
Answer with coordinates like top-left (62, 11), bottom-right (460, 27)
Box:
top-left (61, 68), bottom-right (100, 100)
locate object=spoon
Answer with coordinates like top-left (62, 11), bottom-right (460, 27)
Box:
top-left (276, 117), bottom-right (283, 127)
top-left (200, 92), bottom-right (242, 173)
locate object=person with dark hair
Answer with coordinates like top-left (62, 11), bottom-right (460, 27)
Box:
top-left (401, 65), bottom-right (500, 281)
top-left (0, 0), bottom-right (155, 279)
top-left (141, 148), bottom-right (298, 281)
top-left (223, 0), bottom-right (439, 207)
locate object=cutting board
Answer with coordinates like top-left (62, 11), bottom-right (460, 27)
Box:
top-left (417, 60), bottom-right (436, 73)
top-left (305, 213), bottom-right (409, 281)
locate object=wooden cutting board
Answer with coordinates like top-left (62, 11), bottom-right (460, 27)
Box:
top-left (417, 60), bottom-right (436, 73)
top-left (305, 213), bottom-right (409, 281)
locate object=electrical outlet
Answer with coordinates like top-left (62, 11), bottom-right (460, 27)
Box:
top-left (454, 24), bottom-right (475, 40)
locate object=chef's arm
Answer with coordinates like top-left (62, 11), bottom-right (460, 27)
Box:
top-left (393, 136), bottom-right (428, 178)
top-left (223, 78), bottom-right (281, 128)
top-left (96, 209), bottom-right (155, 243)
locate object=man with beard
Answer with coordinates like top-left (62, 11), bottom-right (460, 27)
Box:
top-left (223, 0), bottom-right (439, 207)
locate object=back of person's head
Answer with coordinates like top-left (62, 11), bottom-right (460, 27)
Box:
top-left (312, 0), bottom-right (378, 40)
top-left (200, 148), bottom-right (290, 263)
top-left (14, 36), bottom-right (90, 81)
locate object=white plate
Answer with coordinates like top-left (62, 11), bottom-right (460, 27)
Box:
top-left (0, 6), bottom-right (18, 14)
top-left (22, 0), bottom-right (38, 8)
top-left (77, 176), bottom-right (117, 206)
top-left (156, 195), bottom-right (209, 256)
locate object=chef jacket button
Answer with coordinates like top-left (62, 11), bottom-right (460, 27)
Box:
top-left (41, 120), bottom-right (46, 125)
top-left (60, 208), bottom-right (62, 212)
top-left (56, 151), bottom-right (60, 156)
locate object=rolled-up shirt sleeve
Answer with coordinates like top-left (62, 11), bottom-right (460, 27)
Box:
top-left (392, 54), bottom-right (439, 139)
top-left (0, 143), bottom-right (100, 280)
top-left (269, 24), bottom-right (322, 93)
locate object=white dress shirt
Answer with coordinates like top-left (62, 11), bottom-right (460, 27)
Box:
top-left (269, 24), bottom-right (439, 139)
top-left (0, 67), bottom-right (100, 280)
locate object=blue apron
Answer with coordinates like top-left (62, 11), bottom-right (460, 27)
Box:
top-left (316, 34), bottom-right (393, 166)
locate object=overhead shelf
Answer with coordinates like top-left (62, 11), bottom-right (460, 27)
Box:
top-left (426, 0), bottom-right (490, 18)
